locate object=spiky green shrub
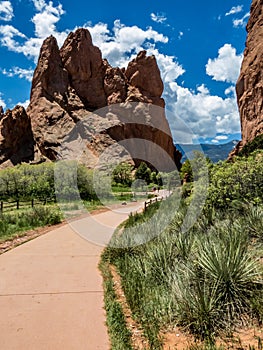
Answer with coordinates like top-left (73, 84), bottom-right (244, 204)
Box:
top-left (198, 229), bottom-right (261, 323)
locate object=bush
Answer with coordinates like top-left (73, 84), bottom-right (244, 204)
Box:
top-left (239, 134), bottom-right (263, 157)
top-left (207, 151), bottom-right (263, 209)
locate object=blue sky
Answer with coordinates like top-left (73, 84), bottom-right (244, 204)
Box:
top-left (0, 0), bottom-right (251, 143)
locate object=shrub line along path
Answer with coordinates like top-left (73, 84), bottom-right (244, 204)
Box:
top-left (0, 201), bottom-right (143, 350)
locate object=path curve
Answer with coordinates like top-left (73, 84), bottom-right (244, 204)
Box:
top-left (0, 202), bottom-right (142, 350)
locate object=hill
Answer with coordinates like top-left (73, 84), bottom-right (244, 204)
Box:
top-left (176, 140), bottom-right (239, 163)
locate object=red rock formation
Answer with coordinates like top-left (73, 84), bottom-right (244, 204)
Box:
top-left (0, 106), bottom-right (4, 118)
top-left (0, 28), bottom-right (181, 170)
top-left (60, 29), bottom-right (107, 109)
top-left (236, 0), bottom-right (263, 146)
top-left (125, 50), bottom-right (165, 107)
top-left (0, 106), bottom-right (35, 167)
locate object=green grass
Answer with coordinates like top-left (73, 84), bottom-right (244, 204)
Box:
top-left (112, 185), bottom-right (133, 193)
top-left (103, 201), bottom-right (263, 348)
top-left (99, 258), bottom-right (133, 350)
top-left (0, 204), bottom-right (63, 241)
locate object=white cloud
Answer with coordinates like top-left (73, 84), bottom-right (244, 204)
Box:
top-left (0, 1), bottom-right (13, 21)
top-left (85, 20), bottom-right (169, 68)
top-left (1, 66), bottom-right (34, 81)
top-left (225, 86), bottom-right (236, 96)
top-left (0, 3), bottom-right (241, 141)
top-left (0, 0), bottom-right (67, 62)
top-left (178, 31), bottom-right (183, 40)
top-left (225, 5), bottom-right (243, 16)
top-left (206, 44), bottom-right (243, 83)
top-left (166, 82), bottom-right (240, 143)
top-left (214, 135), bottom-right (229, 141)
top-left (85, 22), bottom-right (110, 47)
top-left (196, 84), bottom-right (210, 95)
top-left (211, 135), bottom-right (232, 143)
top-left (147, 46), bottom-right (185, 82)
top-left (0, 92), bottom-right (6, 109)
top-left (150, 12), bottom-right (167, 24)
top-left (0, 25), bottom-right (26, 51)
top-left (233, 12), bottom-right (250, 28)
top-left (31, 0), bottom-right (65, 39)
top-left (32, 0), bottom-right (46, 12)
top-left (16, 99), bottom-right (30, 109)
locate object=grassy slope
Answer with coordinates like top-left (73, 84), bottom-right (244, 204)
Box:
top-left (101, 151), bottom-right (263, 349)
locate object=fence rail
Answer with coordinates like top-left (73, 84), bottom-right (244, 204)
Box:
top-left (0, 198), bottom-right (55, 213)
top-left (144, 196), bottom-right (163, 211)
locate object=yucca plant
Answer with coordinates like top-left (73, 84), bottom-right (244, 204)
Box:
top-left (242, 205), bottom-right (263, 240)
top-left (171, 265), bottom-right (222, 344)
top-left (173, 230), bottom-right (195, 262)
top-left (197, 228), bottom-right (262, 326)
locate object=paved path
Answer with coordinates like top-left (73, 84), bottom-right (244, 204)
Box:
top-left (0, 202), bottom-right (142, 350)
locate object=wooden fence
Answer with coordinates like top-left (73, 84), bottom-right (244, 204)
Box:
top-left (144, 196), bottom-right (163, 211)
top-left (0, 198), bottom-right (55, 213)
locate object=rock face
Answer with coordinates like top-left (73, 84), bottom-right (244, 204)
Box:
top-left (25, 28), bottom-right (181, 171)
top-left (0, 106), bottom-right (35, 167)
top-left (236, 0), bottom-right (263, 146)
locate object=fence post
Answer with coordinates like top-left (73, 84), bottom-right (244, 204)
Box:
top-left (16, 200), bottom-right (19, 210)
top-left (31, 198), bottom-right (34, 208)
top-left (0, 201), bottom-right (3, 212)
top-left (144, 201), bottom-right (147, 211)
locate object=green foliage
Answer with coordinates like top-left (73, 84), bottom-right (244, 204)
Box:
top-left (180, 159), bottom-right (193, 182)
top-left (0, 162), bottom-right (97, 202)
top-left (239, 134), bottom-right (263, 157)
top-left (180, 151), bottom-right (211, 183)
top-left (0, 163), bottom-right (55, 200)
top-left (135, 162), bottom-right (152, 185)
top-left (101, 150), bottom-right (263, 348)
top-left (112, 162), bottom-right (133, 187)
top-left (0, 205), bottom-right (63, 240)
top-left (77, 166), bottom-right (96, 200)
top-left (124, 201), bottom-right (160, 229)
top-left (104, 201), bottom-right (263, 347)
top-left (207, 152), bottom-right (263, 209)
top-left (159, 170), bottom-right (181, 190)
top-left (99, 259), bottom-right (133, 350)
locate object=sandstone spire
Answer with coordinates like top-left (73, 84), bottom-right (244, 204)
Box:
top-left (1, 28), bottom-right (181, 170)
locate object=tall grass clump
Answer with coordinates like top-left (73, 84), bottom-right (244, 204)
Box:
top-left (0, 205), bottom-right (63, 240)
top-left (171, 221), bottom-right (262, 342)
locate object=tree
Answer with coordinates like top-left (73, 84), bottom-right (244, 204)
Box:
top-left (112, 162), bottom-right (133, 187)
top-left (180, 151), bottom-right (211, 183)
top-left (135, 162), bottom-right (151, 185)
top-left (180, 159), bottom-right (193, 183)
top-left (150, 171), bottom-right (158, 185)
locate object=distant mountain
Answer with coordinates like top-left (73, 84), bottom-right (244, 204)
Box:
top-left (176, 140), bottom-right (239, 163)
